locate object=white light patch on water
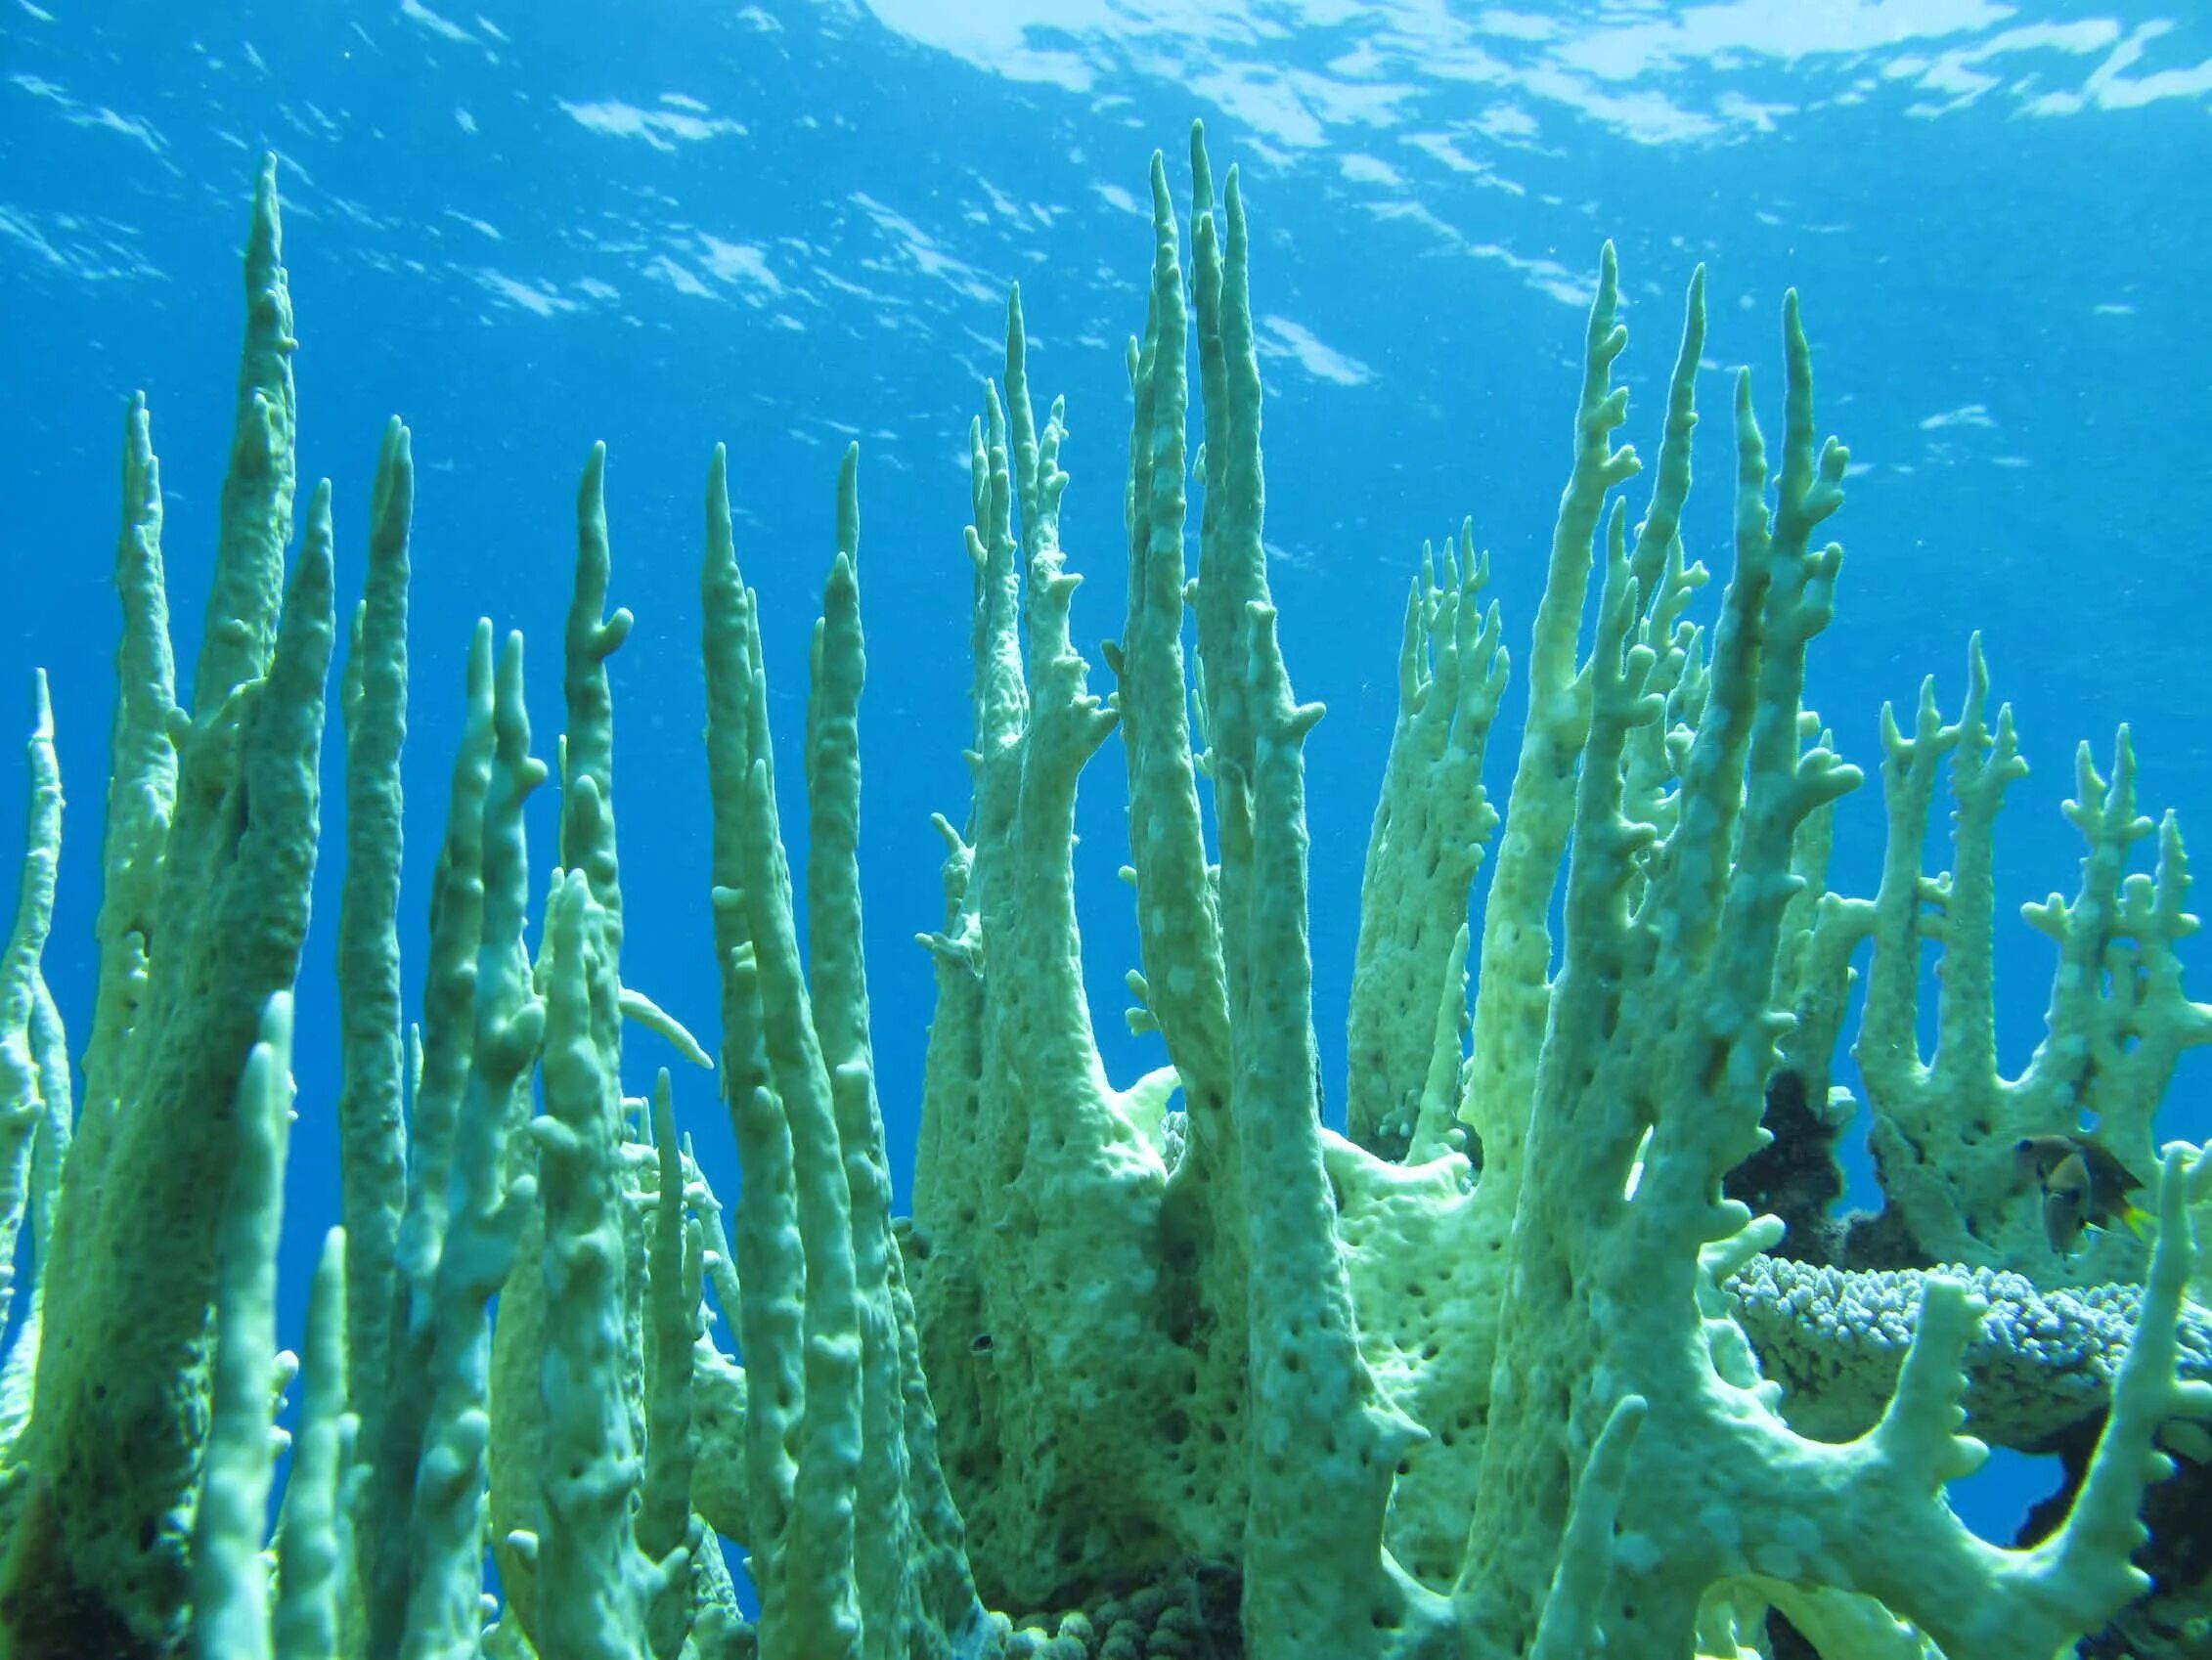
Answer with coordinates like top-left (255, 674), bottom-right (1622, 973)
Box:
top-left (853, 0), bottom-right (2208, 152)
top-left (642, 256), bottom-right (714, 300)
top-left (1258, 315), bottom-right (1373, 387)
top-left (399, 0), bottom-right (475, 46)
top-left (850, 192), bottom-right (1002, 305)
top-left (9, 71), bottom-right (166, 154)
top-left (559, 99), bottom-right (746, 150)
top-left (697, 236), bottom-right (784, 296)
top-left (473, 269), bottom-right (580, 318)
top-left (1919, 404), bottom-right (1999, 431)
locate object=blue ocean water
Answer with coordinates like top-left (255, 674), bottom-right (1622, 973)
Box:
top-left (3, 0), bottom-right (2209, 1606)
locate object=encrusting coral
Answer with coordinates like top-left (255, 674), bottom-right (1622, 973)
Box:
top-left (0, 121), bottom-right (2209, 1660)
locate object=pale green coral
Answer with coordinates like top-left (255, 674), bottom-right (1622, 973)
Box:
top-left (1853, 642), bottom-right (2212, 1283)
top-left (0, 125), bottom-right (2205, 1660)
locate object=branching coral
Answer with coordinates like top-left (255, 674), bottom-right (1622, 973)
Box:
top-left (0, 125), bottom-right (2205, 1660)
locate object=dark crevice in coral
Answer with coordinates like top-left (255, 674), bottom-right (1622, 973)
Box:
top-left (1728, 1069), bottom-right (1931, 1270)
top-left (1005, 1556), bottom-right (1243, 1660)
top-left (1765, 1609), bottom-right (1817, 1660)
top-left (1725, 1069), bottom-right (1844, 1261)
top-left (2025, 1411), bottom-right (2212, 1660)
top-left (0, 1482), bottom-right (166, 1660)
top-left (1831, 1201), bottom-right (1929, 1273)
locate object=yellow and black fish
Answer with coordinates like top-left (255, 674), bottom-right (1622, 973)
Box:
top-left (2013, 1134), bottom-right (2154, 1257)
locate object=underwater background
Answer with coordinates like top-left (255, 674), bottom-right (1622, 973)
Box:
top-left (3, 0), bottom-right (2210, 1573)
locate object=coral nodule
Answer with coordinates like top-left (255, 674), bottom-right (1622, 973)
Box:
top-left (1, 123), bottom-right (2208, 1660)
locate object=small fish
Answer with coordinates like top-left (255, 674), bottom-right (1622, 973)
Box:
top-left (2013, 1134), bottom-right (2154, 1256)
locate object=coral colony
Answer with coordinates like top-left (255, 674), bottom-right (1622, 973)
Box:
top-left (1, 125), bottom-right (2208, 1660)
